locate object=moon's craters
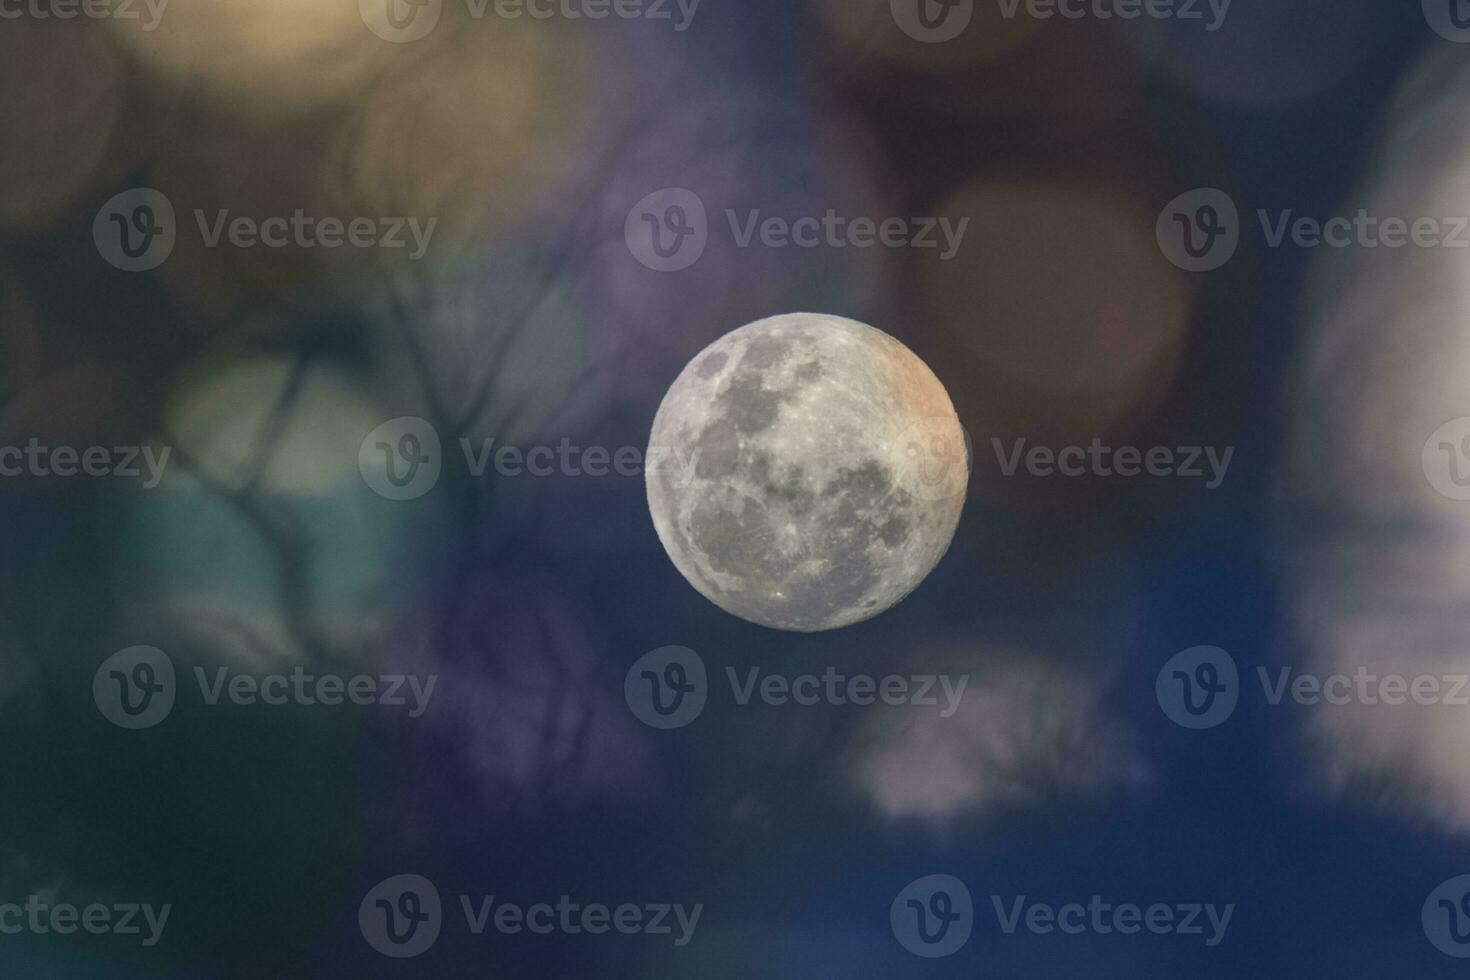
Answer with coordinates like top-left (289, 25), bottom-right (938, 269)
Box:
top-left (647, 313), bottom-right (967, 632)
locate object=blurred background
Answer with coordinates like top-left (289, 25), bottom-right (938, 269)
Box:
top-left (1, 0), bottom-right (1468, 975)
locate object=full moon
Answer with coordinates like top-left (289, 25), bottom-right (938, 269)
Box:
top-left (646, 312), bottom-right (967, 632)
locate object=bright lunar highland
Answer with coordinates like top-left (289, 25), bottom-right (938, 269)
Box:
top-left (646, 312), bottom-right (968, 632)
